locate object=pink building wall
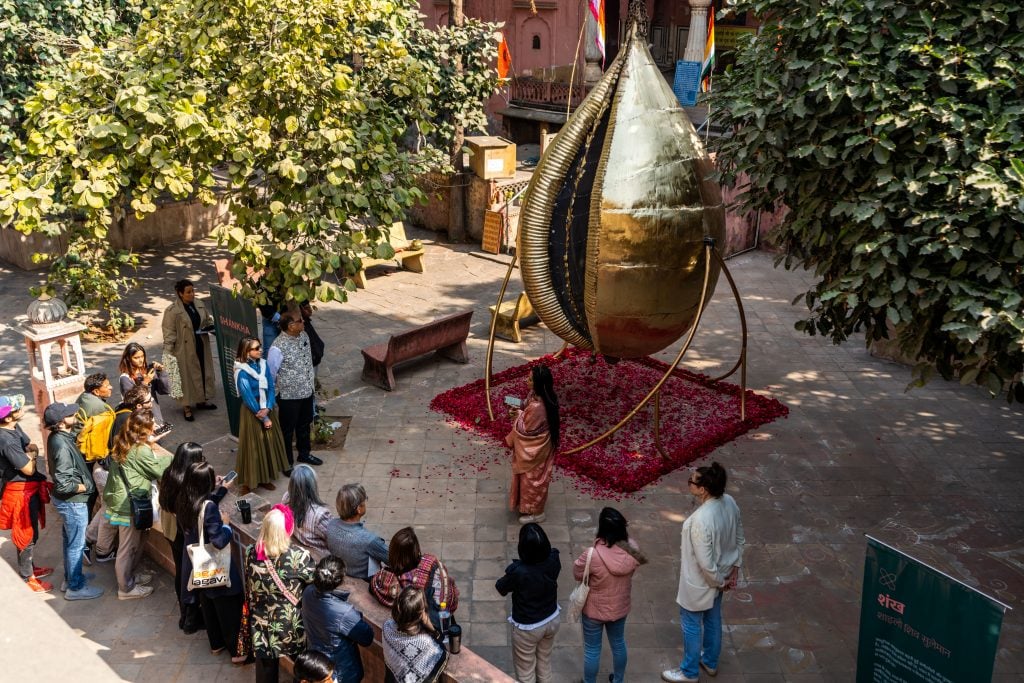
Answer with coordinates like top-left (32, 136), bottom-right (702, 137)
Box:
top-left (421, 0), bottom-right (638, 76)
top-left (421, 1), bottom-right (756, 132)
top-left (420, 1), bottom-right (759, 78)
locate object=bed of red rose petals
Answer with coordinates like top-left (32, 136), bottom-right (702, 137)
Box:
top-left (429, 347), bottom-right (788, 495)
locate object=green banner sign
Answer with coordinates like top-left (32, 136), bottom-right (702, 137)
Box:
top-left (857, 536), bottom-right (1008, 683)
top-left (208, 284), bottom-right (258, 437)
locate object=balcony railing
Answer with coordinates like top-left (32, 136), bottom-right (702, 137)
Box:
top-left (508, 76), bottom-right (592, 111)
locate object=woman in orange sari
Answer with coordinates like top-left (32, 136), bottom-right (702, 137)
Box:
top-left (506, 365), bottom-right (560, 524)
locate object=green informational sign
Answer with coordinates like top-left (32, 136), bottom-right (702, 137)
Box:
top-left (208, 284), bottom-right (258, 437)
top-left (857, 536), bottom-right (1008, 683)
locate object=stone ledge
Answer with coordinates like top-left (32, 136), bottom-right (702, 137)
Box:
top-left (144, 484), bottom-right (512, 682)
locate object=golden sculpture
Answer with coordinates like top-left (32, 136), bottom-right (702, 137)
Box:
top-left (519, 34), bottom-right (725, 359)
top-left (485, 3), bottom-right (748, 455)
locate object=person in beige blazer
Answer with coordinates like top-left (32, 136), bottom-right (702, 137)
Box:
top-left (161, 279), bottom-right (217, 422)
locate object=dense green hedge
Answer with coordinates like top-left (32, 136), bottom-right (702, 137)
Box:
top-left (714, 0), bottom-right (1024, 400)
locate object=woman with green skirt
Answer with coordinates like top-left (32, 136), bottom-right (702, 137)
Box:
top-left (233, 337), bottom-right (289, 495)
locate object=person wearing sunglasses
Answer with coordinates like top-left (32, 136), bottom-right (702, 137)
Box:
top-left (233, 336), bottom-right (290, 495)
top-left (662, 462), bottom-right (744, 683)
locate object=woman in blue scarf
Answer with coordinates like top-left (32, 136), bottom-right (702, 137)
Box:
top-left (233, 336), bottom-right (289, 495)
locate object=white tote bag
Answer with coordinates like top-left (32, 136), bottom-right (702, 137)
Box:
top-left (186, 500), bottom-right (232, 590)
top-left (567, 546), bottom-right (594, 623)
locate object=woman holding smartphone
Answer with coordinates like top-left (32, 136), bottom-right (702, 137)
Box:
top-left (118, 342), bottom-right (171, 433)
top-left (176, 460), bottom-right (246, 664)
top-left (233, 336), bottom-right (289, 495)
top-left (506, 365), bottom-right (560, 524)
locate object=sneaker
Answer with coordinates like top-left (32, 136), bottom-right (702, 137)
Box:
top-left (118, 584), bottom-right (154, 600)
top-left (26, 577), bottom-right (53, 593)
top-left (297, 454), bottom-right (323, 466)
top-left (661, 670), bottom-right (698, 683)
top-left (82, 543), bottom-right (94, 566)
top-left (32, 566), bottom-right (54, 579)
top-left (95, 548), bottom-right (117, 563)
top-left (518, 513), bottom-right (546, 524)
top-left (700, 661), bottom-right (718, 677)
top-left (65, 585), bottom-right (104, 601)
top-left (61, 573), bottom-right (96, 592)
top-left (134, 572), bottom-right (154, 586)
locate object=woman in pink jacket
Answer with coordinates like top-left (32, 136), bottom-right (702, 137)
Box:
top-left (573, 507), bottom-right (648, 683)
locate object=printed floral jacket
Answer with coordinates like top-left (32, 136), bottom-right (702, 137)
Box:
top-left (245, 544), bottom-right (315, 658)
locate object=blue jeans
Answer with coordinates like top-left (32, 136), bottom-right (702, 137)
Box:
top-left (582, 615), bottom-right (627, 683)
top-left (679, 593), bottom-right (723, 678)
top-left (53, 499), bottom-right (89, 591)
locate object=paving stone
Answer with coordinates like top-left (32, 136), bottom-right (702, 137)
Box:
top-left (1, 240), bottom-right (1021, 682)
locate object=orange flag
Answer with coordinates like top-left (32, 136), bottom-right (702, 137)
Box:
top-left (497, 35), bottom-right (512, 79)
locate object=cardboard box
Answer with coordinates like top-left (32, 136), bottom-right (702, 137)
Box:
top-left (466, 136), bottom-right (516, 179)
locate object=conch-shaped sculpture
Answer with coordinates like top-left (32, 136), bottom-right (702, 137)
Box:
top-left (519, 20), bottom-right (725, 359)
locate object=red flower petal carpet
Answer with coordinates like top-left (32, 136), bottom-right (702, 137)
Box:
top-left (430, 347), bottom-right (789, 495)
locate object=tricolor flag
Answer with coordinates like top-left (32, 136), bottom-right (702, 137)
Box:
top-left (589, 0), bottom-right (606, 64)
top-left (700, 13), bottom-right (715, 92)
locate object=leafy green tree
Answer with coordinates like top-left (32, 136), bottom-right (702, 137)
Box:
top-left (1, 0), bottom-right (497, 324)
top-left (714, 0), bottom-right (1024, 401)
top-left (0, 0), bottom-right (139, 152)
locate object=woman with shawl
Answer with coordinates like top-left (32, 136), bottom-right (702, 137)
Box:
top-left (506, 365), bottom-right (560, 524)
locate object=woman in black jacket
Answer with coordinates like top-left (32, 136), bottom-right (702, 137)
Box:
top-left (176, 461), bottom-right (246, 664)
top-left (157, 441), bottom-right (205, 633)
top-left (495, 523), bottom-right (561, 683)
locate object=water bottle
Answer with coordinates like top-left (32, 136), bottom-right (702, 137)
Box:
top-left (438, 601), bottom-right (451, 637)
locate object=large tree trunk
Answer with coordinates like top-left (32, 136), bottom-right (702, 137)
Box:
top-left (447, 0), bottom-right (467, 242)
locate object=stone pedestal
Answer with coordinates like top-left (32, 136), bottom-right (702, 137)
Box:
top-left (21, 318), bottom-right (87, 439)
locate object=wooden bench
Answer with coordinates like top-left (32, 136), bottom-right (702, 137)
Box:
top-left (361, 311), bottom-right (473, 391)
top-left (488, 291), bottom-right (539, 343)
top-left (353, 221), bottom-right (425, 288)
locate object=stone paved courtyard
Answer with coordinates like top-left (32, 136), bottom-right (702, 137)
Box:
top-left (1, 232), bottom-right (1021, 682)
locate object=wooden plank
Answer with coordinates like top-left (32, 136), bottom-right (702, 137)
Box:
top-left (481, 210), bottom-right (503, 254)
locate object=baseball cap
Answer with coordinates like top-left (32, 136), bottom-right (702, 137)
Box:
top-left (43, 402), bottom-right (79, 428)
top-left (0, 394), bottom-right (26, 420)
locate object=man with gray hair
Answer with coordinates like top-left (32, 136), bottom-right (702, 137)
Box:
top-left (325, 483), bottom-right (388, 580)
top-left (268, 309), bottom-right (322, 469)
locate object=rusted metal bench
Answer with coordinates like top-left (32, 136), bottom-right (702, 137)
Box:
top-left (361, 311), bottom-right (473, 391)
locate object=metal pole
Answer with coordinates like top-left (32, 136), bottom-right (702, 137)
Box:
top-left (484, 253), bottom-right (519, 422)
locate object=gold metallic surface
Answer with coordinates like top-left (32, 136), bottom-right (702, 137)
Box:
top-left (518, 58), bottom-right (624, 352)
top-left (587, 35), bottom-right (725, 358)
top-left (562, 242), bottom-right (715, 456)
top-left (518, 25), bottom-right (725, 359)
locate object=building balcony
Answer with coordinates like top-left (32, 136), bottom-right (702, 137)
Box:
top-left (508, 76), bottom-right (592, 112)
